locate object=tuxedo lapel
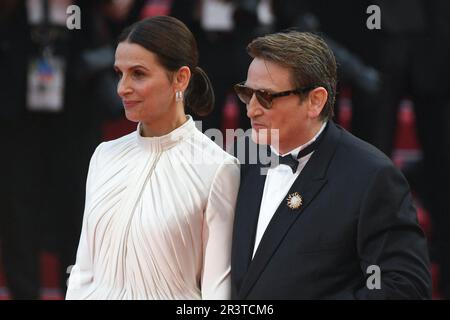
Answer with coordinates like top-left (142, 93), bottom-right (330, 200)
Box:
top-left (238, 121), bottom-right (342, 299)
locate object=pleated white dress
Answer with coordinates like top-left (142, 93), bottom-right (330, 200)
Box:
top-left (66, 116), bottom-right (240, 300)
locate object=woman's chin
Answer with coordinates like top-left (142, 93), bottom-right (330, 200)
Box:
top-left (124, 111), bottom-right (140, 123)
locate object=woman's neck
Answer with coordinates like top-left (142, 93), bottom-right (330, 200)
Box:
top-left (140, 112), bottom-right (187, 137)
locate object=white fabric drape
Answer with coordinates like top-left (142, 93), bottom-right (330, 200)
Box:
top-left (66, 117), bottom-right (240, 299)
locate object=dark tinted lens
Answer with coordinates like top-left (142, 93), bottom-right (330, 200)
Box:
top-left (234, 84), bottom-right (253, 104)
top-left (255, 91), bottom-right (272, 109)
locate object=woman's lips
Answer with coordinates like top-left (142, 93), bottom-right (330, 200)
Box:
top-left (123, 100), bottom-right (141, 108)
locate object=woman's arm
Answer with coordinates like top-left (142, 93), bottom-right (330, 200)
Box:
top-left (65, 143), bottom-right (103, 299)
top-left (201, 157), bottom-right (240, 300)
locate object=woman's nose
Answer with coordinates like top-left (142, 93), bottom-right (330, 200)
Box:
top-left (117, 76), bottom-right (133, 97)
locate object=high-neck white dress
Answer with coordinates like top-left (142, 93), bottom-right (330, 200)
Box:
top-left (66, 116), bottom-right (240, 300)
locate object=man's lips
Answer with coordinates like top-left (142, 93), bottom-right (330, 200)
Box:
top-left (252, 123), bottom-right (267, 130)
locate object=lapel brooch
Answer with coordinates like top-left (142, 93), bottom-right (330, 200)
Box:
top-left (286, 192), bottom-right (303, 210)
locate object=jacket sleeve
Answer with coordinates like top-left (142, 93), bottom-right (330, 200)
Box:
top-left (354, 163), bottom-right (432, 299)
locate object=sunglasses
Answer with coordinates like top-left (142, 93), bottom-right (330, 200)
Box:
top-left (234, 82), bottom-right (316, 109)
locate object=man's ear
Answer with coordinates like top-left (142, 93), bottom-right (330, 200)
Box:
top-left (173, 66), bottom-right (191, 92)
top-left (306, 87), bottom-right (328, 119)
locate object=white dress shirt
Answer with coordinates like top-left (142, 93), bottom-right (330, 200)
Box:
top-left (252, 122), bottom-right (327, 258)
top-left (66, 116), bottom-right (240, 299)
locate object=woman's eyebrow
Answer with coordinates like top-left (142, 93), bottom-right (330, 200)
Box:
top-left (113, 64), bottom-right (150, 71)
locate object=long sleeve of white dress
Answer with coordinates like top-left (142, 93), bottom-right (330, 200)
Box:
top-left (201, 158), bottom-right (240, 299)
top-left (66, 116), bottom-right (240, 300)
top-left (65, 145), bottom-right (101, 297)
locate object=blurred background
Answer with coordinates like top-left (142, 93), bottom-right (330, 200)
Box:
top-left (0, 0), bottom-right (449, 300)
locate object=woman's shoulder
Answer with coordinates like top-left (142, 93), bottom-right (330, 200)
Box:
top-left (190, 130), bottom-right (239, 167)
top-left (91, 130), bottom-right (137, 163)
top-left (102, 130), bottom-right (136, 148)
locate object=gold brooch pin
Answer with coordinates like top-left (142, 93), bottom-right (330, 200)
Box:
top-left (286, 192), bottom-right (303, 210)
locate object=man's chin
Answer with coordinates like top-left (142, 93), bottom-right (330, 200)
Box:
top-left (251, 128), bottom-right (270, 145)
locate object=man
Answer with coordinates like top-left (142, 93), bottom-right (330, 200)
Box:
top-left (230, 31), bottom-right (431, 299)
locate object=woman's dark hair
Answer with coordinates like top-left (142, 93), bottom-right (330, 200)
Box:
top-left (117, 16), bottom-right (214, 116)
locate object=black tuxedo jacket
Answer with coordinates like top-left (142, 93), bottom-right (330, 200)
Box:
top-left (231, 121), bottom-right (431, 299)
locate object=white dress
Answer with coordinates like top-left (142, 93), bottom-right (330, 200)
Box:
top-left (66, 116), bottom-right (240, 300)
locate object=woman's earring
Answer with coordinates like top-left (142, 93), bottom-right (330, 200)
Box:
top-left (176, 91), bottom-right (183, 102)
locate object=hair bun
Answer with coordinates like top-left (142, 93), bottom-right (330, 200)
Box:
top-left (185, 66), bottom-right (214, 116)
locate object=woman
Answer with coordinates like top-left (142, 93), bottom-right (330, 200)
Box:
top-left (66, 16), bottom-right (240, 300)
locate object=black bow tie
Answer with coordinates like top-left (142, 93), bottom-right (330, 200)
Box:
top-left (270, 123), bottom-right (327, 173)
top-left (276, 153), bottom-right (301, 173)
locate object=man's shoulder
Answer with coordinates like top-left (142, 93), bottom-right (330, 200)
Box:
top-left (337, 126), bottom-right (394, 170)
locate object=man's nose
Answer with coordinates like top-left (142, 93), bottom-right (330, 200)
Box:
top-left (246, 94), bottom-right (264, 118)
